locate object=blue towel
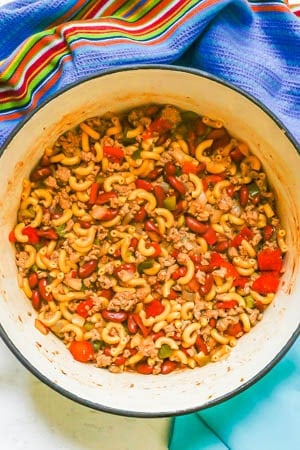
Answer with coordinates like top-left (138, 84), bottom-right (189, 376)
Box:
top-left (0, 1), bottom-right (299, 449)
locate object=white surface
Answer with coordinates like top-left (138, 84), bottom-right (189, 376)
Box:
top-left (0, 339), bottom-right (170, 449)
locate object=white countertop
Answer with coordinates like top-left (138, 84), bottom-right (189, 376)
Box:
top-left (0, 339), bottom-right (170, 449)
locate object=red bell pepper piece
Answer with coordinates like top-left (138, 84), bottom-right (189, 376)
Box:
top-left (22, 226), bottom-right (40, 244)
top-left (251, 272), bottom-right (280, 294)
top-left (257, 248), bottom-right (282, 272)
top-left (210, 252), bottom-right (239, 278)
top-left (145, 299), bottom-right (164, 318)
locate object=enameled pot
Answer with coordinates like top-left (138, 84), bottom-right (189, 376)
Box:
top-left (0, 66), bottom-right (299, 417)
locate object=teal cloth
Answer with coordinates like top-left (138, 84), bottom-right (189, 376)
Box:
top-left (169, 340), bottom-right (300, 449)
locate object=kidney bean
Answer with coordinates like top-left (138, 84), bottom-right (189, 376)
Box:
top-left (95, 191), bottom-right (117, 205)
top-left (102, 310), bottom-right (128, 323)
top-left (99, 289), bottom-right (114, 300)
top-left (40, 155), bottom-right (51, 167)
top-left (194, 118), bottom-right (206, 136)
top-left (171, 266), bottom-right (187, 280)
top-left (127, 314), bottom-right (138, 334)
top-left (133, 206), bottom-right (147, 222)
top-left (214, 240), bottom-right (229, 253)
top-left (114, 356), bottom-right (127, 366)
top-left (114, 263), bottom-right (136, 278)
top-left (38, 278), bottom-right (53, 302)
top-left (135, 179), bottom-right (153, 192)
top-left (230, 147), bottom-right (245, 163)
top-left (263, 224), bottom-right (274, 241)
top-left (153, 185), bottom-right (166, 207)
top-left (31, 290), bottom-right (41, 310)
top-left (226, 184), bottom-right (236, 198)
top-left (91, 206), bottom-right (118, 221)
top-left (206, 128), bottom-right (227, 140)
top-left (130, 237), bottom-right (139, 250)
top-left (79, 220), bottom-right (91, 229)
top-left (78, 260), bottom-right (98, 279)
top-left (251, 194), bottom-right (261, 205)
top-left (147, 168), bottom-right (163, 181)
top-left (239, 186), bottom-right (249, 207)
top-left (172, 200), bottom-right (187, 218)
top-left (30, 167), bottom-right (52, 182)
top-left (151, 330), bottom-right (165, 342)
top-left (136, 362), bottom-right (153, 375)
top-left (168, 176), bottom-right (186, 195)
top-left (199, 273), bottom-right (214, 295)
top-left (185, 216), bottom-right (208, 235)
top-left (36, 228), bottom-right (59, 240)
top-left (161, 360), bottom-right (177, 375)
top-left (28, 272), bottom-right (38, 289)
top-left (144, 220), bottom-right (160, 234)
top-left (164, 162), bottom-right (177, 177)
top-left (211, 134), bottom-right (230, 150)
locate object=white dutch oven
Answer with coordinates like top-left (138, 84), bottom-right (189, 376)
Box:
top-left (0, 66), bottom-right (299, 417)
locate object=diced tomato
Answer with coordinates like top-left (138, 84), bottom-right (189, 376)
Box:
top-left (182, 161), bottom-right (199, 174)
top-left (69, 341), bottom-right (95, 362)
top-left (251, 272), bottom-right (280, 294)
top-left (145, 299), bottom-right (164, 318)
top-left (230, 227), bottom-right (254, 247)
top-left (187, 276), bottom-right (201, 292)
top-left (9, 230), bottom-right (17, 242)
top-left (233, 277), bottom-right (250, 288)
top-left (257, 248), bottom-right (282, 272)
top-left (202, 226), bottom-right (217, 245)
top-left (76, 298), bottom-right (94, 318)
top-left (103, 146), bottom-right (124, 161)
top-left (168, 289), bottom-right (179, 300)
top-left (216, 300), bottom-right (237, 309)
top-left (227, 322), bottom-right (243, 336)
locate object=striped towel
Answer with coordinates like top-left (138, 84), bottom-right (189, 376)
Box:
top-left (0, 0), bottom-right (299, 147)
top-left (0, 1), bottom-right (299, 449)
